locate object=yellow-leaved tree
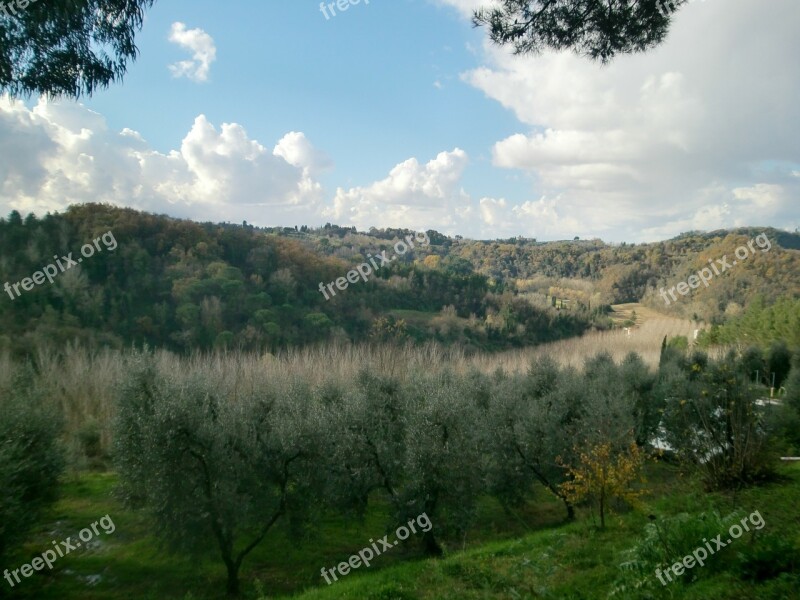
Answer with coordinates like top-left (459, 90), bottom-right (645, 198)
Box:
top-left (558, 442), bottom-right (647, 529)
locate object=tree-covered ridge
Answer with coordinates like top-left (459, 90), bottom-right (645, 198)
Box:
top-left (0, 204), bottom-right (595, 356)
top-left (442, 229), bottom-right (799, 321)
top-left (2, 204), bottom-right (797, 357)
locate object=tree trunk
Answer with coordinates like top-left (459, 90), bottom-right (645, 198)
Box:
top-left (599, 487), bottom-right (605, 530)
top-left (423, 531), bottom-right (444, 556)
top-left (225, 557), bottom-right (240, 597)
top-left (565, 498), bottom-right (575, 520)
top-left (422, 495), bottom-right (442, 556)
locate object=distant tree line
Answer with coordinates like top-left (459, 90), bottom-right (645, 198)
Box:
top-left (0, 205), bottom-right (596, 357)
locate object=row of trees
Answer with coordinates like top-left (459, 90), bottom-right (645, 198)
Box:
top-left (0, 364), bottom-right (64, 566)
top-left (318, 225), bottom-right (800, 321)
top-left (3, 341), bottom-right (798, 595)
top-left (109, 344), bottom-right (798, 595)
top-left (3, 206), bottom-right (797, 357)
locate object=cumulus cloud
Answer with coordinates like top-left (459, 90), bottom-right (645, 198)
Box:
top-left (326, 149), bottom-right (472, 232)
top-left (168, 22), bottom-right (217, 83)
top-left (441, 0), bottom-right (800, 240)
top-left (0, 94), bottom-right (483, 236)
top-left (273, 132), bottom-right (333, 177)
top-left (0, 97), bottom-right (481, 236)
top-left (0, 97), bottom-right (324, 226)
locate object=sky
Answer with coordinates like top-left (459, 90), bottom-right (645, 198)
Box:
top-left (1, 0), bottom-right (798, 242)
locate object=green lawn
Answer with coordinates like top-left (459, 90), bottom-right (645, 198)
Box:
top-left (4, 462), bottom-right (799, 599)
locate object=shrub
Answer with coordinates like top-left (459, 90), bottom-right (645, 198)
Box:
top-left (612, 510), bottom-right (747, 595)
top-left (667, 336), bottom-right (689, 351)
top-left (0, 365), bottom-right (64, 563)
top-left (77, 417), bottom-right (103, 462)
top-left (736, 534), bottom-right (800, 581)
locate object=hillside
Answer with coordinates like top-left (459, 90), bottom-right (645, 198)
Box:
top-left (1, 204), bottom-right (798, 357)
top-left (0, 205), bottom-right (592, 356)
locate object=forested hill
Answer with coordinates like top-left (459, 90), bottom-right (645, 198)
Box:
top-left (0, 204), bottom-right (592, 356)
top-left (444, 228), bottom-right (800, 321)
top-left (1, 204), bottom-right (798, 356)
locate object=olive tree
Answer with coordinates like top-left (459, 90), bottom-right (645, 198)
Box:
top-left (114, 353), bottom-right (325, 596)
top-left (473, 0), bottom-right (683, 63)
top-left (619, 352), bottom-right (659, 445)
top-left (486, 357), bottom-right (583, 520)
top-left (327, 369), bottom-right (487, 556)
top-left (399, 370), bottom-right (487, 555)
top-left (550, 353), bottom-right (646, 525)
top-left (660, 351), bottom-right (776, 489)
top-left (772, 353), bottom-right (800, 453)
top-left (0, 365), bottom-right (64, 563)
top-left (581, 352), bottom-right (639, 449)
top-left (323, 371), bottom-right (408, 519)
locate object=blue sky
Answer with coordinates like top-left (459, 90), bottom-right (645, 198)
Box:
top-left (1, 0), bottom-right (798, 241)
top-left (85, 0), bottom-right (525, 201)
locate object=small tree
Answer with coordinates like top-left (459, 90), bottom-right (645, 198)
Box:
top-left (324, 371), bottom-right (408, 519)
top-left (330, 369), bottom-right (486, 556)
top-left (115, 353), bottom-right (324, 596)
top-left (559, 442), bottom-right (646, 529)
top-left (400, 371), bottom-right (487, 555)
top-left (0, 365), bottom-right (64, 563)
top-left (619, 352), bottom-right (658, 445)
top-left (486, 358), bottom-right (582, 520)
top-left (661, 351), bottom-right (776, 489)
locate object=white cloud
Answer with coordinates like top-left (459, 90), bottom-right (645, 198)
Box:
top-left (434, 0), bottom-right (499, 18)
top-left (443, 0), bottom-right (800, 240)
top-left (168, 22), bottom-right (217, 83)
top-left (0, 97), bottom-right (324, 226)
top-left (273, 132), bottom-right (333, 177)
top-left (0, 98), bottom-right (493, 236)
top-left (326, 149), bottom-right (472, 233)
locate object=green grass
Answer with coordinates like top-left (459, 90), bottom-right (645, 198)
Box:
top-left (4, 462), bottom-right (799, 599)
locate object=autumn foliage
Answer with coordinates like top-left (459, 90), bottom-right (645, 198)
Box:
top-left (559, 442), bottom-right (647, 529)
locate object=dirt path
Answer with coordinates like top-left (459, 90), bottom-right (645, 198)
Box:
top-left (609, 302), bottom-right (676, 326)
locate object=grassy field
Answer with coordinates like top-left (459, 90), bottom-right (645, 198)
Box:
top-left (5, 461), bottom-right (798, 599)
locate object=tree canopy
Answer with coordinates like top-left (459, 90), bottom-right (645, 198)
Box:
top-left (0, 0), bottom-right (692, 100)
top-left (0, 0), bottom-right (154, 98)
top-left (473, 0), bottom-right (684, 62)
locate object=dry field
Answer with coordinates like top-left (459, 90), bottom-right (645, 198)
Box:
top-left (0, 304), bottom-right (703, 459)
top-left (464, 304), bottom-right (695, 374)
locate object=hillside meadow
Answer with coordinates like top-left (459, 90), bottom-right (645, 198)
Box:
top-left (4, 461), bottom-right (799, 599)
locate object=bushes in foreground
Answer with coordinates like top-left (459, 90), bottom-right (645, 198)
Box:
top-left (115, 355), bottom-right (326, 596)
top-left (0, 365), bottom-right (64, 564)
top-left (112, 350), bottom-right (656, 595)
top-left (110, 345), bottom-right (791, 596)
